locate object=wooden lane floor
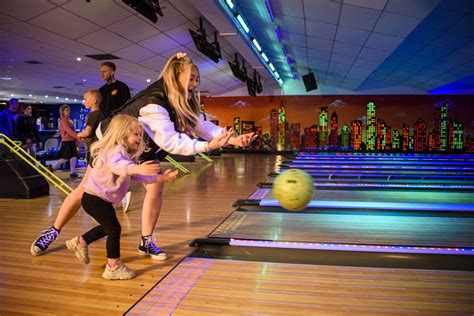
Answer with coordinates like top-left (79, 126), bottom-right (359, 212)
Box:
top-left (206, 210), bottom-right (474, 250)
top-left (0, 154), bottom-right (278, 315)
top-left (238, 187), bottom-right (474, 212)
top-left (125, 255), bottom-right (474, 315)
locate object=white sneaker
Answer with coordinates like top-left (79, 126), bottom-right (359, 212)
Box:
top-left (102, 260), bottom-right (137, 280)
top-left (121, 191), bottom-right (131, 213)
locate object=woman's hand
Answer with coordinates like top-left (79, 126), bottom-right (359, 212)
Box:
top-left (208, 128), bottom-right (234, 151)
top-left (228, 132), bottom-right (258, 148)
top-left (133, 161), bottom-right (161, 176)
top-left (160, 169), bottom-right (179, 182)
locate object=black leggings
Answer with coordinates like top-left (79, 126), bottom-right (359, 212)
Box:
top-left (81, 192), bottom-right (121, 259)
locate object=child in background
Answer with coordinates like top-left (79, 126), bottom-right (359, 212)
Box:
top-left (49, 104), bottom-right (81, 178)
top-left (65, 114), bottom-right (178, 280)
top-left (77, 89), bottom-right (104, 165)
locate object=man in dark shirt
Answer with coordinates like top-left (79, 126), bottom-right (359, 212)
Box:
top-left (99, 61), bottom-right (131, 117)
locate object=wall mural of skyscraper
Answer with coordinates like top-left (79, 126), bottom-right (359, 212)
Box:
top-left (202, 95), bottom-right (474, 153)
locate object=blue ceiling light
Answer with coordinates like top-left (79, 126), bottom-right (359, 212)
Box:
top-left (275, 26), bottom-right (282, 43)
top-left (225, 0), bottom-right (234, 9)
top-left (235, 14), bottom-right (249, 33)
top-left (218, 0), bottom-right (283, 87)
top-left (265, 0), bottom-right (275, 21)
top-left (251, 38), bottom-right (262, 52)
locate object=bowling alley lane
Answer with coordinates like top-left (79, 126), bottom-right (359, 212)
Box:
top-left (206, 210), bottom-right (474, 252)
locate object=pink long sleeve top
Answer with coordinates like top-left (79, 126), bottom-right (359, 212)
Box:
top-left (59, 117), bottom-right (80, 142)
top-left (83, 145), bottom-right (158, 203)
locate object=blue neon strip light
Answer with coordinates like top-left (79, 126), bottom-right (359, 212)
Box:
top-left (275, 26), bottom-right (282, 42)
top-left (225, 0), bottom-right (234, 9)
top-left (259, 199), bottom-right (474, 212)
top-left (252, 38), bottom-right (262, 51)
top-left (229, 239), bottom-right (474, 256)
top-left (236, 14), bottom-right (250, 33)
top-left (284, 164), bottom-right (474, 171)
top-left (290, 159), bottom-right (474, 165)
top-left (265, 0), bottom-right (275, 21)
top-left (261, 53), bottom-right (269, 62)
top-left (311, 183), bottom-right (474, 190)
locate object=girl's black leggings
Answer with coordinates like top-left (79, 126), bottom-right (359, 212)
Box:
top-left (81, 192), bottom-right (121, 259)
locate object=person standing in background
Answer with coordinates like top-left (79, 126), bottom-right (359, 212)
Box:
top-left (0, 98), bottom-right (18, 138)
top-left (99, 61), bottom-right (132, 211)
top-left (16, 104), bottom-right (42, 158)
top-left (99, 62), bottom-right (131, 117)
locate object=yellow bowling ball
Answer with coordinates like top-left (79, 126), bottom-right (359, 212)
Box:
top-left (272, 169), bottom-right (314, 211)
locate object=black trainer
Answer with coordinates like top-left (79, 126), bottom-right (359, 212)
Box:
top-left (138, 235), bottom-right (168, 260)
top-left (30, 226), bottom-right (59, 256)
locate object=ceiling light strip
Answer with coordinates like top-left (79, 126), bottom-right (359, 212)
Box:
top-left (221, 0), bottom-right (282, 86)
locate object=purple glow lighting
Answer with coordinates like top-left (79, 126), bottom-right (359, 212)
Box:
top-left (260, 198), bottom-right (474, 212)
top-left (265, 0), bottom-right (275, 21)
top-left (229, 239), bottom-right (474, 255)
top-left (275, 26), bottom-right (282, 42)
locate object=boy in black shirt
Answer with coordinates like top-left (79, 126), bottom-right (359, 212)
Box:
top-left (99, 62), bottom-right (131, 117)
top-left (78, 90), bottom-right (104, 165)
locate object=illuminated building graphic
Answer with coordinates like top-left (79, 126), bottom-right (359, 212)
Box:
top-left (453, 121), bottom-right (463, 150)
top-left (241, 120), bottom-right (255, 149)
top-left (433, 107), bottom-right (441, 151)
top-left (319, 107), bottom-right (329, 147)
top-left (414, 119), bottom-right (427, 152)
top-left (341, 124), bottom-right (350, 149)
top-left (255, 126), bottom-right (263, 150)
top-left (290, 123), bottom-right (301, 150)
top-left (427, 132), bottom-right (435, 151)
top-left (350, 120), bottom-right (363, 151)
top-left (385, 126), bottom-right (391, 151)
top-left (262, 133), bottom-right (270, 149)
top-left (233, 117), bottom-right (241, 136)
top-left (366, 102), bottom-right (376, 151)
top-left (278, 103), bottom-right (286, 150)
top-left (376, 119), bottom-right (388, 151)
top-left (304, 125), bottom-right (318, 149)
top-left (255, 99), bottom-right (469, 153)
top-left (402, 123), bottom-right (409, 152)
top-left (330, 112), bottom-right (338, 147)
top-left (467, 135), bottom-right (474, 152)
top-left (392, 130), bottom-right (400, 150)
top-left (241, 121), bottom-right (255, 134)
top-left (440, 103), bottom-right (449, 151)
top-left (270, 109), bottom-right (278, 148)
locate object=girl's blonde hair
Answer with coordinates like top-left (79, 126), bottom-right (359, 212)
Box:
top-left (159, 53), bottom-right (200, 129)
top-left (90, 114), bottom-right (146, 165)
top-left (59, 104), bottom-right (70, 117)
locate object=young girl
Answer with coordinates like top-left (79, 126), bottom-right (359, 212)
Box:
top-left (65, 114), bottom-right (178, 280)
top-left (49, 105), bottom-right (81, 178)
top-left (31, 52), bottom-right (256, 259)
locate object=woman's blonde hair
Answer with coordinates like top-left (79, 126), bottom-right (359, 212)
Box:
top-left (90, 114), bottom-right (146, 165)
top-left (159, 53), bottom-right (201, 129)
top-left (59, 104), bottom-right (70, 117)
